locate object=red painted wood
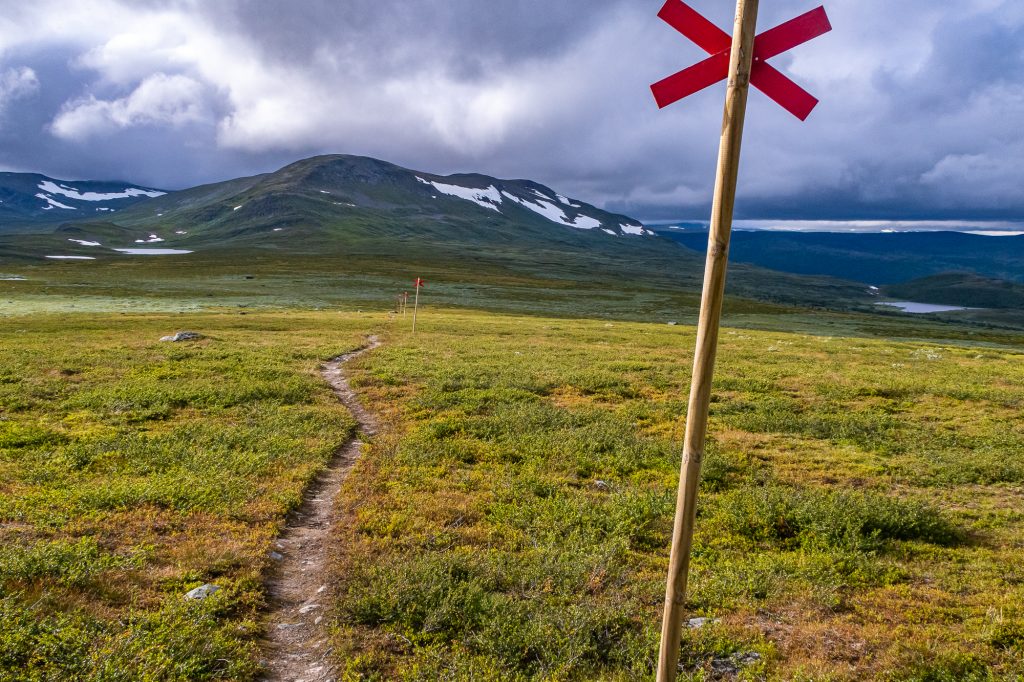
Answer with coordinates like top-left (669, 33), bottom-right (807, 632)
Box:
top-left (657, 0), bottom-right (729, 53)
top-left (751, 61), bottom-right (819, 121)
top-left (652, 3), bottom-right (831, 120)
top-left (754, 6), bottom-right (832, 60)
top-left (652, 50), bottom-right (730, 109)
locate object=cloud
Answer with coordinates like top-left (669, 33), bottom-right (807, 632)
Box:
top-left (50, 73), bottom-right (210, 139)
top-left (921, 147), bottom-right (1024, 209)
top-left (0, 66), bottom-right (40, 117)
top-left (0, 0), bottom-right (1020, 221)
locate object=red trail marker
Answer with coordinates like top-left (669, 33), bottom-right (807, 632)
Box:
top-left (412, 278), bottom-right (425, 333)
top-left (651, 1), bottom-right (831, 120)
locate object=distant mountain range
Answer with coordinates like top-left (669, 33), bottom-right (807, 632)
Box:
top-left (0, 172), bottom-right (165, 225)
top-left (653, 227), bottom-right (1024, 286)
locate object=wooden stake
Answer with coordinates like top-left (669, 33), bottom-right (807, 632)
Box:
top-left (656, 1), bottom-right (758, 680)
top-left (412, 284), bottom-right (420, 334)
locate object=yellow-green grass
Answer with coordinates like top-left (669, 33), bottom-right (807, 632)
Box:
top-left (2, 305), bottom-right (1023, 680)
top-left (336, 309), bottom-right (1024, 680)
top-left (0, 311), bottom-right (378, 680)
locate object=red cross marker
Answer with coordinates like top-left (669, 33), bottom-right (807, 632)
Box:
top-left (651, 1), bottom-right (831, 120)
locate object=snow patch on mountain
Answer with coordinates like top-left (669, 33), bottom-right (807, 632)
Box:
top-left (38, 180), bottom-right (165, 201)
top-left (134, 234), bottom-right (164, 243)
top-left (417, 177), bottom-right (502, 212)
top-left (36, 193), bottom-right (75, 210)
top-left (502, 191), bottom-right (601, 230)
top-left (68, 239), bottom-right (102, 246)
top-left (566, 212), bottom-right (601, 230)
top-left (620, 223), bottom-right (645, 236)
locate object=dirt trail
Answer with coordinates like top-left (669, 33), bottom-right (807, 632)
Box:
top-left (261, 336), bottom-right (380, 682)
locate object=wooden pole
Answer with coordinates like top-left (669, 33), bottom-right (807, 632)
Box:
top-left (412, 284), bottom-right (420, 334)
top-left (656, 1), bottom-right (758, 680)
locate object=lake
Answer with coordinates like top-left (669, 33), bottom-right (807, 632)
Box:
top-left (875, 301), bottom-right (970, 314)
top-left (113, 248), bottom-right (194, 255)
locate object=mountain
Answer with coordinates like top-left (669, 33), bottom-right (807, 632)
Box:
top-left (0, 172), bottom-right (166, 228)
top-left (654, 228), bottom-right (1024, 285)
top-left (0, 155), bottom-right (872, 311)
top-left (883, 272), bottom-right (1024, 309)
top-left (64, 154), bottom-right (653, 247)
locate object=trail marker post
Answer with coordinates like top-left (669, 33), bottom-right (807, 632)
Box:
top-left (651, 2), bottom-right (830, 679)
top-left (411, 278), bottom-right (425, 334)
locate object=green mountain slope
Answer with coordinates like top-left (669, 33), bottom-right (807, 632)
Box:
top-left (95, 155), bottom-right (654, 247)
top-left (883, 272), bottom-right (1024, 309)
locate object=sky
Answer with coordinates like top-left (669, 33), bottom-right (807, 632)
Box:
top-left (0, 0), bottom-right (1022, 222)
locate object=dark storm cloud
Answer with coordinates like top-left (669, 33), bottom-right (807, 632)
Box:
top-left (221, 0), bottom-right (617, 68)
top-left (0, 0), bottom-right (1021, 220)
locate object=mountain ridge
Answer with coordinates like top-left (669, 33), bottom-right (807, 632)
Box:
top-left (0, 172), bottom-right (166, 228)
top-left (52, 155), bottom-right (651, 244)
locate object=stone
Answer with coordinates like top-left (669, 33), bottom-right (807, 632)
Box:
top-left (269, 551), bottom-right (284, 561)
top-left (710, 651), bottom-right (762, 674)
top-left (667, 321), bottom-right (678, 326)
top-left (159, 331), bottom-right (203, 342)
top-left (184, 583), bottom-right (220, 600)
top-left (593, 480), bottom-right (611, 491)
top-left (686, 616), bottom-right (717, 629)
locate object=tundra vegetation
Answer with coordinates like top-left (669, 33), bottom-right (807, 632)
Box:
top-left (1, 304), bottom-right (1022, 680)
top-left (0, 312), bottom-right (370, 680)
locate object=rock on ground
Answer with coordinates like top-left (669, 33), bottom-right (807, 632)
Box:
top-left (184, 583), bottom-right (220, 600)
top-left (159, 331), bottom-right (203, 342)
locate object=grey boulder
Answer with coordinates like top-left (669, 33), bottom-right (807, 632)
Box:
top-left (160, 331), bottom-right (203, 342)
top-left (184, 583), bottom-right (220, 600)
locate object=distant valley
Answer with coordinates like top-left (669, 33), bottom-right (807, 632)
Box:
top-left (654, 226), bottom-right (1024, 286)
top-left (653, 226), bottom-right (1024, 313)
